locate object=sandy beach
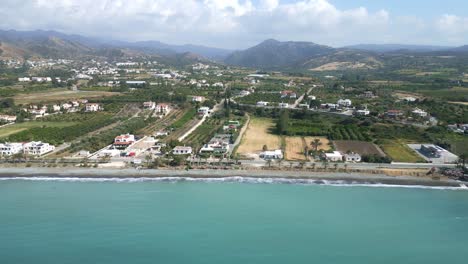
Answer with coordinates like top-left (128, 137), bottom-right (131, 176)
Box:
top-left (0, 167), bottom-right (464, 187)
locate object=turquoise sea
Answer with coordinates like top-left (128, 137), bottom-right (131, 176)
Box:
top-left (1, 177), bottom-right (468, 264)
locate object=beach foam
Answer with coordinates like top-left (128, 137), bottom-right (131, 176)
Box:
top-left (0, 176), bottom-right (467, 190)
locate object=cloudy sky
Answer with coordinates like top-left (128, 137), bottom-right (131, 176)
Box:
top-left (1, 0), bottom-right (468, 49)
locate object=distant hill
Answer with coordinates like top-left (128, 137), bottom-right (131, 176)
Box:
top-left (344, 44), bottom-right (454, 53)
top-left (224, 39), bottom-right (334, 69)
top-left (0, 30), bottom-right (232, 61)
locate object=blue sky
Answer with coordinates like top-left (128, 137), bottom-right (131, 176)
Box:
top-left (1, 0), bottom-right (468, 48)
top-left (329, 0), bottom-right (466, 17)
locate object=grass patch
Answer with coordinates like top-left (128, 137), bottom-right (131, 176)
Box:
top-left (171, 108), bottom-right (197, 129)
top-left (380, 140), bottom-right (426, 163)
top-left (0, 121), bottom-right (78, 138)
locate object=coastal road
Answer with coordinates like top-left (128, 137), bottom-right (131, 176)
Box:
top-left (239, 159), bottom-right (458, 170)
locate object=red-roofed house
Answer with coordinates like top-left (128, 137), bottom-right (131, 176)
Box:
top-left (113, 134), bottom-right (135, 149)
top-left (156, 103), bottom-right (171, 115)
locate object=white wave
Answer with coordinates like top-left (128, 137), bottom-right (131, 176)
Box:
top-left (0, 176), bottom-right (467, 190)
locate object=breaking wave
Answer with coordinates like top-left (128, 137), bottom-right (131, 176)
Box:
top-left (0, 176), bottom-right (467, 190)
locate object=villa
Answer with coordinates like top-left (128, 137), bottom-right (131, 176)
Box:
top-left (260, 150), bottom-right (283, 160)
top-left (156, 103), bottom-right (171, 115)
top-left (0, 143), bottom-right (24, 156)
top-left (113, 134), bottom-right (135, 150)
top-left (23, 141), bottom-right (55, 156)
top-left (172, 146), bottom-right (193, 155)
top-left (86, 103), bottom-right (101, 112)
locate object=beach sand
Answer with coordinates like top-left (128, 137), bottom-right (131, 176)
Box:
top-left (0, 167), bottom-right (464, 188)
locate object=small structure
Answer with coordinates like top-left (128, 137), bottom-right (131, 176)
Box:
top-left (256, 101), bottom-right (269, 107)
top-left (198, 107), bottom-right (211, 116)
top-left (324, 151), bottom-right (343, 162)
top-left (279, 102), bottom-right (289, 108)
top-left (412, 108), bottom-right (428, 117)
top-left (386, 110), bottom-right (403, 118)
top-left (172, 146), bottom-right (193, 155)
top-left (344, 152), bottom-right (362, 162)
top-left (0, 115), bottom-right (17, 122)
top-left (191, 96), bottom-right (205, 102)
top-left (260, 149), bottom-right (283, 160)
top-left (23, 141), bottom-right (55, 156)
top-left (337, 99), bottom-right (352, 107)
top-left (86, 103), bottom-right (101, 112)
top-left (143, 101), bottom-right (156, 110)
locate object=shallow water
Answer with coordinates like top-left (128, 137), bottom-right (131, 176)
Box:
top-left (1, 178), bottom-right (468, 264)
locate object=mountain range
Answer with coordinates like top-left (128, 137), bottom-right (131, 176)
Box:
top-left (1, 30), bottom-right (468, 70)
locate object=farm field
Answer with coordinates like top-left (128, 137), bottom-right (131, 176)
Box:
top-left (237, 118), bottom-right (280, 157)
top-left (380, 140), bottom-right (426, 163)
top-left (284, 136), bottom-right (331, 161)
top-left (182, 118), bottom-right (224, 147)
top-left (284, 137), bottom-right (306, 161)
top-left (0, 121), bottom-right (79, 138)
top-left (303, 137), bottom-right (331, 151)
top-left (333, 140), bottom-right (386, 157)
top-left (13, 89), bottom-right (120, 104)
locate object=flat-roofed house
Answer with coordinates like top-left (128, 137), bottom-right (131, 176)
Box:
top-left (0, 143), bottom-right (24, 156)
top-left (23, 141), bottom-right (55, 156)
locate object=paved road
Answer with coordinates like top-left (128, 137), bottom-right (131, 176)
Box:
top-left (239, 159), bottom-right (457, 169)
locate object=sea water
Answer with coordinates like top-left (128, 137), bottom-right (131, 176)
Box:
top-left (1, 177), bottom-right (468, 264)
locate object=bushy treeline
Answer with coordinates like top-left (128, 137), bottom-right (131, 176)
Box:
top-left (6, 115), bottom-right (115, 145)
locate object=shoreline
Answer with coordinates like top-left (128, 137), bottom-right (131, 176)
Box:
top-left (0, 167), bottom-right (465, 188)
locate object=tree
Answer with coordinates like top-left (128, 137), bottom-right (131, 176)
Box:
top-left (458, 153), bottom-right (467, 169)
top-left (262, 145), bottom-right (268, 151)
top-left (145, 154), bottom-right (153, 168)
top-left (311, 138), bottom-right (322, 152)
top-left (276, 110), bottom-right (289, 135)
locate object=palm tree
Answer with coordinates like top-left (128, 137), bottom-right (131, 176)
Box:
top-left (299, 161), bottom-right (305, 169)
top-left (266, 159), bottom-right (272, 168)
top-left (311, 163), bottom-right (316, 171)
top-left (311, 139), bottom-right (322, 152)
top-left (334, 163), bottom-right (339, 171)
top-left (322, 160), bottom-right (328, 171)
top-left (458, 153), bottom-right (467, 169)
top-left (344, 164), bottom-right (348, 172)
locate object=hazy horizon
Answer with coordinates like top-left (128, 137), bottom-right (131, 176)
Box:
top-left (1, 0), bottom-right (468, 49)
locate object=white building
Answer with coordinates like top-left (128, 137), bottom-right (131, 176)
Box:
top-left (113, 134), bottom-right (135, 149)
top-left (404, 97), bottom-right (417, 102)
top-left (337, 99), bottom-right (352, 107)
top-left (257, 101), bottom-right (269, 107)
top-left (260, 149), bottom-right (283, 160)
top-left (172, 146), bottom-right (193, 155)
top-left (23, 141), bottom-right (55, 156)
top-left (86, 103), bottom-right (101, 112)
top-left (0, 115), bottom-right (17, 122)
top-left (143, 101), bottom-right (156, 110)
top-left (355, 109), bottom-right (370, 116)
top-left (324, 151), bottom-right (343, 162)
top-left (412, 108), bottom-right (428, 117)
top-left (279, 102), bottom-right (289, 108)
top-left (192, 96), bottom-right (205, 102)
top-left (308, 95), bottom-right (317, 100)
top-left (156, 103), bottom-right (171, 115)
top-left (344, 153), bottom-right (362, 162)
top-left (52, 105), bottom-right (61, 112)
top-left (239, 90), bottom-right (251, 96)
top-left (198, 107), bottom-right (211, 116)
top-left (0, 143), bottom-right (24, 156)
top-left (18, 77), bottom-right (31, 82)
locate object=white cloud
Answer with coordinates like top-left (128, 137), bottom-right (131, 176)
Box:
top-left (0, 0), bottom-right (466, 48)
